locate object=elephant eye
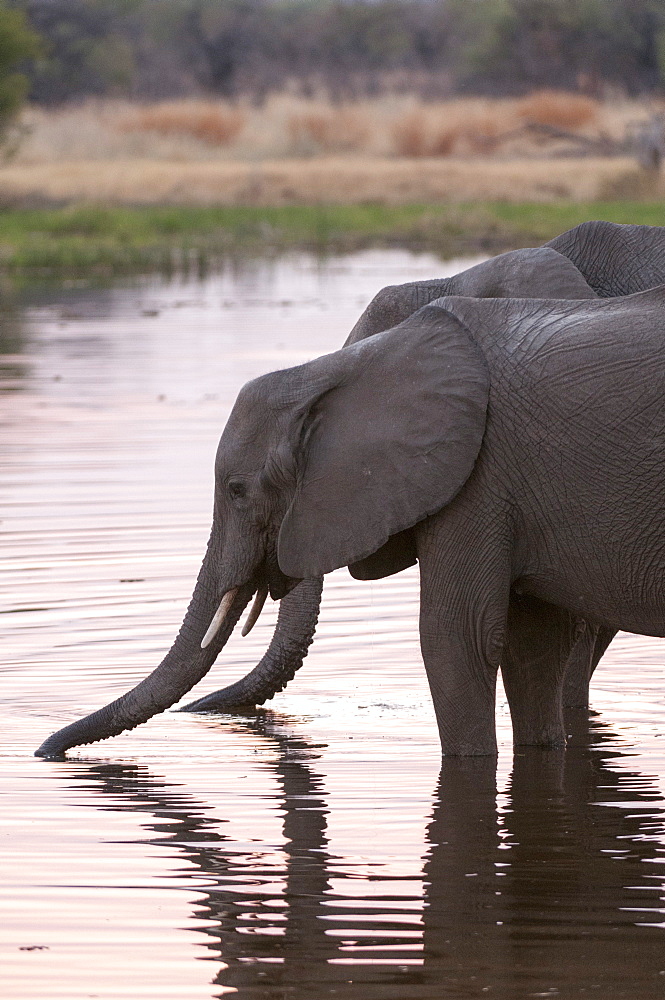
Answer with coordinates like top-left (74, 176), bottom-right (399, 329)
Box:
top-left (228, 480), bottom-right (248, 501)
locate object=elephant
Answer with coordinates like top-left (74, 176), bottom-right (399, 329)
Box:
top-left (179, 220), bottom-right (665, 720)
top-left (36, 274), bottom-right (665, 756)
top-left (34, 244), bottom-right (597, 759)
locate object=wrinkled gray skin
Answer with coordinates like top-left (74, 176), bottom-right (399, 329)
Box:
top-left (37, 281), bottom-right (665, 756)
top-left (185, 219), bottom-right (665, 720)
top-left (35, 245), bottom-right (597, 758)
top-left (546, 219), bottom-right (665, 297)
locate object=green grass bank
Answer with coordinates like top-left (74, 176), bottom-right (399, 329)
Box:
top-left (1, 201), bottom-right (665, 277)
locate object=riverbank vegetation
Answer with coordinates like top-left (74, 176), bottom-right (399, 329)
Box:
top-left (2, 200), bottom-right (665, 277)
top-left (0, 93), bottom-right (663, 276)
top-left (2, 91), bottom-right (661, 208)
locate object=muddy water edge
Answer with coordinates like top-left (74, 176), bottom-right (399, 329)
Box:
top-left (1, 249), bottom-right (665, 1000)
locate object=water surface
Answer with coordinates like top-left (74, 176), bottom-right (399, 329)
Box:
top-left (2, 250), bottom-right (665, 999)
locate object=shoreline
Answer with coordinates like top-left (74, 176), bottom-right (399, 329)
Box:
top-left (0, 198), bottom-right (664, 277)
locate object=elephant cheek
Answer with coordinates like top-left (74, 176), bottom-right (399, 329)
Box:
top-left (213, 519), bottom-right (264, 588)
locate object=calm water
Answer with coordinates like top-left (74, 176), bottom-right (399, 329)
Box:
top-left (2, 249), bottom-right (665, 999)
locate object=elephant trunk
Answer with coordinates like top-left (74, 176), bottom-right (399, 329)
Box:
top-left (35, 545), bottom-right (254, 757)
top-left (180, 576), bottom-right (324, 712)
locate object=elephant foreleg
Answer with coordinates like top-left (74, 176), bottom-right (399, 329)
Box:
top-left (416, 505), bottom-right (511, 757)
top-left (563, 624), bottom-right (615, 709)
top-left (501, 594), bottom-right (579, 747)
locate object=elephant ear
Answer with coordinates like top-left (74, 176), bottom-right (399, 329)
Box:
top-left (348, 529), bottom-right (417, 580)
top-left (277, 304), bottom-right (489, 579)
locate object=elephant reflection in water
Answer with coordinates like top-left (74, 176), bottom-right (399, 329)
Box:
top-left (425, 718), bottom-right (665, 997)
top-left (67, 715), bottom-right (665, 999)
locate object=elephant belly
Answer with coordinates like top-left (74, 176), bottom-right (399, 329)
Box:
top-left (517, 571), bottom-right (665, 638)
top-left (516, 527), bottom-right (665, 638)
top-left (508, 433), bottom-right (665, 637)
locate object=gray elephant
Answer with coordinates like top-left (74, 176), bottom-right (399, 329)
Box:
top-left (37, 261), bottom-right (665, 755)
top-left (179, 220), bottom-right (665, 720)
top-left (35, 245), bottom-right (596, 758)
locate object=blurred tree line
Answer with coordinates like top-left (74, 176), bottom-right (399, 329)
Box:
top-left (4, 0), bottom-right (665, 105)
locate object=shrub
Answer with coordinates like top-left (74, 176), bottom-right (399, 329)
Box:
top-left (120, 101), bottom-right (245, 146)
top-left (516, 90), bottom-right (600, 131)
top-left (391, 110), bottom-right (431, 157)
top-left (0, 3), bottom-right (41, 140)
top-left (391, 106), bottom-right (505, 157)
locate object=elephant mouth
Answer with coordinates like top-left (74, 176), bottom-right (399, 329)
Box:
top-left (265, 538), bottom-right (300, 601)
top-left (201, 559), bottom-right (301, 649)
top-left (268, 569), bottom-right (301, 601)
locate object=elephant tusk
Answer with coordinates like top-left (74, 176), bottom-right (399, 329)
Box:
top-left (201, 588), bottom-right (239, 648)
top-left (241, 585), bottom-right (269, 637)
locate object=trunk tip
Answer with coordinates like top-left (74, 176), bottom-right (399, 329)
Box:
top-left (35, 732), bottom-right (70, 758)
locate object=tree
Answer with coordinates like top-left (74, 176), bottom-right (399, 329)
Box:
top-left (0, 1), bottom-right (40, 136)
top-left (12, 0), bottom-right (135, 104)
top-left (447, 0), bottom-right (665, 95)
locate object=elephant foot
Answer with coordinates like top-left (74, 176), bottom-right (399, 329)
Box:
top-left (512, 733), bottom-right (567, 749)
top-left (440, 744), bottom-right (498, 757)
top-left (511, 715), bottom-right (567, 748)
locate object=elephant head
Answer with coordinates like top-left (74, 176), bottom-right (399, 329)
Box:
top-left (545, 221), bottom-right (665, 297)
top-left (36, 304), bottom-right (489, 755)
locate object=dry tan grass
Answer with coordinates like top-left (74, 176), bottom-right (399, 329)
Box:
top-left (286, 106), bottom-right (371, 154)
top-left (391, 101), bottom-right (514, 157)
top-left (14, 93), bottom-right (653, 165)
top-left (0, 155), bottom-right (641, 205)
top-left (391, 110), bottom-right (430, 157)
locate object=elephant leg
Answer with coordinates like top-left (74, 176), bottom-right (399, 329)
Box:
top-left (419, 624), bottom-right (501, 756)
top-left (563, 624), bottom-right (615, 709)
top-left (416, 508), bottom-right (510, 757)
top-left (501, 594), bottom-right (578, 747)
